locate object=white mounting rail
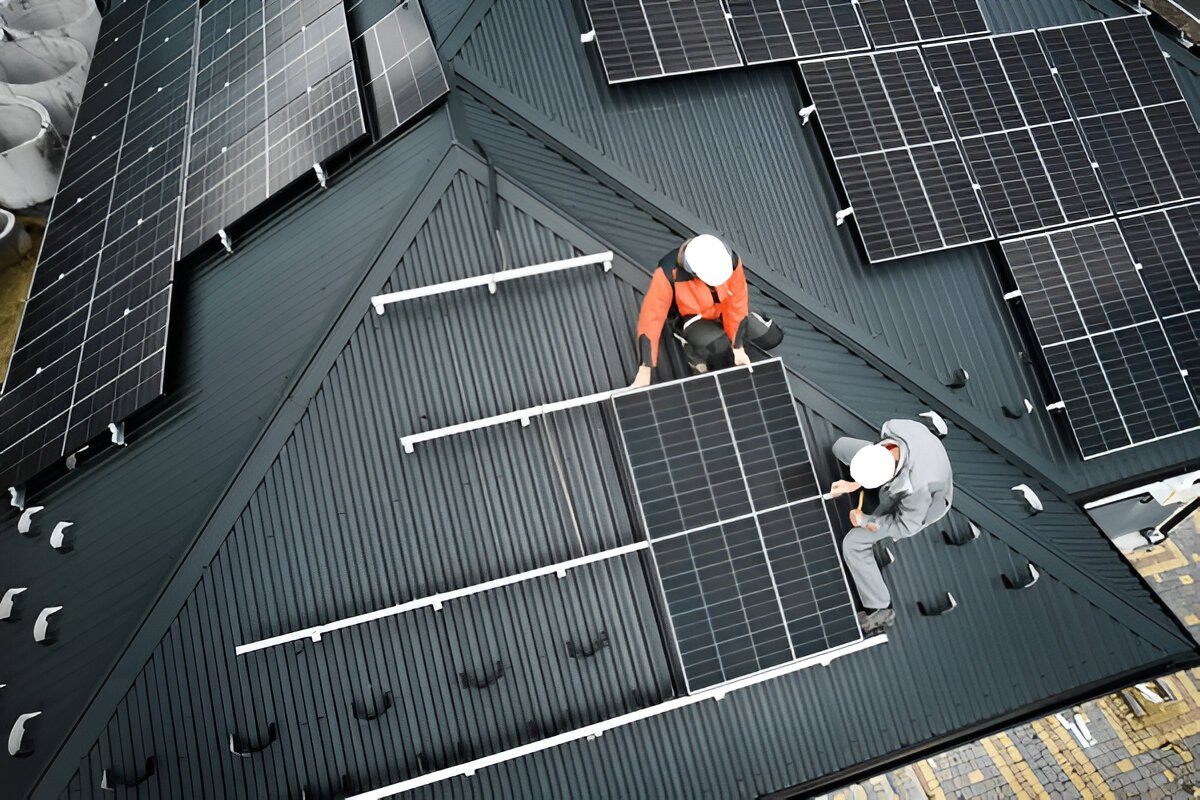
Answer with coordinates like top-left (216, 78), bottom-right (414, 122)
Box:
top-left (235, 541), bottom-right (649, 655)
top-left (345, 634), bottom-right (887, 800)
top-left (400, 390), bottom-right (615, 453)
top-left (371, 251), bottom-right (614, 314)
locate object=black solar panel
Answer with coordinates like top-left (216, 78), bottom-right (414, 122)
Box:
top-left (727, 0), bottom-right (868, 63)
top-left (924, 33), bottom-right (1110, 237)
top-left (1002, 222), bottom-right (1200, 458)
top-left (181, 0), bottom-right (366, 256)
top-left (859, 0), bottom-right (986, 47)
top-left (584, 0), bottom-right (742, 84)
top-left (800, 50), bottom-right (991, 262)
top-left (1121, 203), bottom-right (1200, 396)
top-left (354, 0), bottom-right (448, 138)
top-left (1040, 18), bottom-right (1200, 214)
top-left (0, 2), bottom-right (195, 488)
top-left (612, 360), bottom-right (862, 692)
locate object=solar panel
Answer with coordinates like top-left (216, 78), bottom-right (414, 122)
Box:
top-left (1120, 203), bottom-right (1200, 396)
top-left (726, 0), bottom-right (869, 63)
top-left (612, 360), bottom-right (862, 691)
top-left (858, 0), bottom-right (987, 47)
top-left (180, 0), bottom-right (366, 256)
top-left (924, 33), bottom-right (1110, 237)
top-left (800, 50), bottom-right (992, 262)
top-left (1002, 222), bottom-right (1200, 458)
top-left (354, 0), bottom-right (448, 138)
top-left (1040, 17), bottom-right (1200, 214)
top-left (0, 2), bottom-right (195, 488)
top-left (583, 0), bottom-right (742, 84)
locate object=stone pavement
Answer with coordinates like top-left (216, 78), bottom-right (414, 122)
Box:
top-left (819, 509), bottom-right (1200, 800)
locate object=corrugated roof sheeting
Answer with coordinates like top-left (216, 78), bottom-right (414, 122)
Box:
top-left (52, 154), bottom-right (1196, 800)
top-left (64, 554), bottom-right (670, 799)
top-left (410, 516), bottom-right (1178, 800)
top-left (0, 113), bottom-right (455, 795)
top-left (456, 100), bottom-right (1181, 627)
top-left (451, 0), bottom-right (1200, 494)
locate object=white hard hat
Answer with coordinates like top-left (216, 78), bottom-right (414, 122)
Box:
top-left (850, 444), bottom-right (896, 489)
top-left (683, 234), bottom-right (734, 286)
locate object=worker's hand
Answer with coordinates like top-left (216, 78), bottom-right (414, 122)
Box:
top-left (732, 347), bottom-right (751, 367)
top-left (849, 509), bottom-right (877, 531)
top-left (829, 479), bottom-right (860, 497)
top-left (631, 365), bottom-right (652, 388)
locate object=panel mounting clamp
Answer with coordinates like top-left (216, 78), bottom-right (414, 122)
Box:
top-left (1003, 289), bottom-right (1022, 301)
top-left (8, 485), bottom-right (25, 510)
top-left (313, 163), bottom-right (327, 189)
top-left (108, 422), bottom-right (126, 446)
top-left (835, 207), bottom-right (854, 226)
top-left (580, 29), bottom-right (595, 44)
top-left (218, 229), bottom-right (233, 254)
top-left (799, 104), bottom-right (816, 125)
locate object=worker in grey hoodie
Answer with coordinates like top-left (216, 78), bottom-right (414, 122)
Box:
top-left (829, 419), bottom-right (953, 634)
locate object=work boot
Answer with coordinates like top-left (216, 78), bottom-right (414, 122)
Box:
top-left (858, 607), bottom-right (895, 634)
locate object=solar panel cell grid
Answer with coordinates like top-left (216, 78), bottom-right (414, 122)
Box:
top-left (642, 0), bottom-right (742, 76)
top-left (1092, 324), bottom-right (1199, 444)
top-left (1041, 339), bottom-right (1130, 456)
top-left (1120, 206), bottom-right (1200, 317)
top-left (757, 502), bottom-right (859, 653)
top-left (356, 0), bottom-right (448, 138)
top-left (1079, 108), bottom-right (1185, 213)
top-left (653, 518), bottom-right (793, 688)
top-left (1039, 24), bottom-right (1137, 117)
top-left (727, 0), bottom-right (867, 64)
top-left (859, 0), bottom-right (986, 46)
top-left (1098, 16), bottom-right (1183, 108)
top-left (613, 361), bottom-right (862, 691)
top-left (801, 56), bottom-right (904, 158)
top-left (875, 49), bottom-right (953, 145)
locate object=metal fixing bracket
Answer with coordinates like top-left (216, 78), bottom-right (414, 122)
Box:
top-left (799, 104), bottom-right (816, 125)
top-left (313, 163), bottom-right (327, 189)
top-left (835, 207), bottom-right (854, 226)
top-left (218, 229), bottom-right (233, 254)
top-left (109, 422), bottom-right (126, 446)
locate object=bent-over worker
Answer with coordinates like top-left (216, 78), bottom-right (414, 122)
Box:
top-left (829, 418), bottom-right (953, 634)
top-left (631, 234), bottom-right (782, 387)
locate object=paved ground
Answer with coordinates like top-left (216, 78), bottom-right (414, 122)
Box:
top-left (0, 215), bottom-right (41, 382)
top-left (820, 509), bottom-right (1200, 800)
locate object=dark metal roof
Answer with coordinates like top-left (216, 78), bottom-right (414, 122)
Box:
top-left (4, 1), bottom-right (1200, 798)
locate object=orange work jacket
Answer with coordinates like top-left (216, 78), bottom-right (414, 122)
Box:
top-left (635, 245), bottom-right (749, 367)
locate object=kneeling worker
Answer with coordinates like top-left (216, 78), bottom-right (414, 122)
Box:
top-left (631, 234), bottom-right (781, 388)
top-left (829, 419), bottom-right (953, 634)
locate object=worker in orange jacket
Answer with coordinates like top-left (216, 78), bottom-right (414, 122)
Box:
top-left (632, 234), bottom-right (781, 387)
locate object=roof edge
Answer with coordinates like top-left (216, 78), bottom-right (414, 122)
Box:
top-left (26, 140), bottom-right (458, 800)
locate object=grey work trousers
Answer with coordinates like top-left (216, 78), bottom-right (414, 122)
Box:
top-left (833, 436), bottom-right (895, 610)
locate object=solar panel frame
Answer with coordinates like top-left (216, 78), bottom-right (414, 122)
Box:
top-left (583, 0), bottom-right (743, 84)
top-left (354, 0), bottom-right (448, 139)
top-left (726, 0), bottom-right (870, 64)
top-left (612, 360), bottom-right (862, 692)
top-left (799, 50), bottom-right (992, 262)
top-left (1002, 221), bottom-right (1200, 458)
top-left (923, 33), bottom-right (1112, 238)
top-left (858, 0), bottom-right (987, 47)
top-left (0, 0), bottom-right (196, 487)
top-left (1038, 17), bottom-right (1200, 215)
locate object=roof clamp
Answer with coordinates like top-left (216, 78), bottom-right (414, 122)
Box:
top-left (918, 410), bottom-right (948, 438)
top-left (313, 163), bottom-right (327, 189)
top-left (352, 689), bottom-right (394, 722)
top-left (8, 485), bottom-right (25, 510)
top-left (100, 757), bottom-right (157, 791)
top-left (49, 521), bottom-right (75, 552)
top-left (601, 258), bottom-right (613, 273)
top-left (872, 537), bottom-right (895, 568)
top-left (17, 505), bottom-right (44, 535)
top-left (229, 722), bottom-right (279, 757)
top-left (579, 29), bottom-right (595, 44)
top-left (942, 522), bottom-right (980, 547)
top-left (0, 587), bottom-right (28, 621)
top-left (1045, 400), bottom-right (1066, 413)
top-left (33, 606), bottom-right (63, 644)
top-left (1001, 400), bottom-right (1028, 419)
top-left (917, 592), bottom-right (957, 617)
top-left (941, 368), bottom-right (969, 390)
top-left (835, 207), bottom-right (854, 226)
top-left (799, 104), bottom-right (816, 125)
top-left (1012, 483), bottom-right (1043, 514)
top-left (108, 422), bottom-right (126, 446)
top-left (7, 711), bottom-right (41, 757)
top-left (1002, 289), bottom-right (1022, 302)
top-left (1001, 562), bottom-right (1040, 590)
top-left (218, 228), bottom-right (233, 254)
